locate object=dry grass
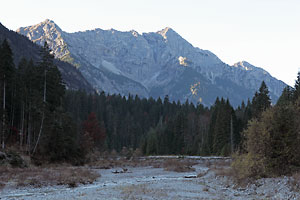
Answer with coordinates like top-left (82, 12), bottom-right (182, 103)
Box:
top-left (203, 160), bottom-right (212, 168)
top-left (90, 156), bottom-right (231, 176)
top-left (214, 159), bottom-right (231, 167)
top-left (163, 159), bottom-right (196, 172)
top-left (288, 172), bottom-right (300, 192)
top-left (197, 170), bottom-right (209, 178)
top-left (89, 156), bottom-right (199, 173)
top-left (202, 159), bottom-right (234, 179)
top-left (213, 167), bottom-right (234, 177)
top-left (211, 164), bottom-right (254, 187)
top-left (0, 166), bottom-right (100, 189)
top-left (151, 161), bottom-right (163, 168)
top-left (89, 157), bottom-right (168, 169)
top-left (89, 157), bottom-right (151, 169)
top-left (121, 184), bottom-right (168, 199)
top-left (90, 157), bottom-right (205, 173)
top-left (203, 159), bottom-right (231, 169)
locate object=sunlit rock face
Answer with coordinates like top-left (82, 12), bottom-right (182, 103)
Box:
top-left (17, 20), bottom-right (286, 106)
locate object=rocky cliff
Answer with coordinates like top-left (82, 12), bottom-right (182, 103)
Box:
top-left (17, 19), bottom-right (287, 106)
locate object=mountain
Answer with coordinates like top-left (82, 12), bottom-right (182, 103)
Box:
top-left (17, 19), bottom-right (287, 106)
top-left (0, 22), bottom-right (93, 92)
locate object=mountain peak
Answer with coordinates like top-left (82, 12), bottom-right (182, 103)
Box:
top-left (130, 30), bottom-right (140, 37)
top-left (161, 27), bottom-right (173, 32)
top-left (41, 19), bottom-right (61, 31)
top-left (16, 19), bottom-right (65, 59)
top-left (43, 19), bottom-right (55, 24)
top-left (233, 61), bottom-right (254, 71)
top-left (17, 19), bottom-right (62, 33)
top-left (157, 27), bottom-right (176, 39)
top-left (16, 21), bottom-right (287, 106)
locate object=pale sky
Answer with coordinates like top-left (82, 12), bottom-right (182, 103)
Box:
top-left (1, 0), bottom-right (300, 86)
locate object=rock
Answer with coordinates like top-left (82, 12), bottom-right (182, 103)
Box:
top-left (17, 20), bottom-right (287, 106)
top-left (184, 175), bottom-right (197, 178)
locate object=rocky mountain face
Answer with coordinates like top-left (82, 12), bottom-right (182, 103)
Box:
top-left (17, 19), bottom-right (287, 106)
top-left (0, 22), bottom-right (93, 92)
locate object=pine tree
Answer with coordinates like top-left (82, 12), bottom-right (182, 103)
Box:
top-left (33, 42), bottom-right (66, 155)
top-left (47, 65), bottom-right (65, 110)
top-left (32, 43), bottom-right (51, 154)
top-left (212, 99), bottom-right (233, 155)
top-left (16, 58), bottom-right (28, 148)
top-left (294, 72), bottom-right (300, 101)
top-left (0, 39), bottom-right (15, 149)
top-left (276, 86), bottom-right (294, 106)
top-left (251, 81), bottom-right (271, 118)
top-left (145, 128), bottom-right (159, 155)
top-left (39, 42), bottom-right (54, 103)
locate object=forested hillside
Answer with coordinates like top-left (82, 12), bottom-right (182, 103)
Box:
top-left (0, 40), bottom-right (279, 165)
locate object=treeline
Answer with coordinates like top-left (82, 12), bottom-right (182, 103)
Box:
top-left (0, 39), bottom-right (277, 164)
top-left (63, 79), bottom-right (271, 157)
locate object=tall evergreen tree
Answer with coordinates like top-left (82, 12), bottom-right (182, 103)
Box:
top-left (0, 39), bottom-right (15, 149)
top-left (33, 42), bottom-right (66, 155)
top-left (251, 81), bottom-right (271, 118)
top-left (294, 72), bottom-right (300, 101)
top-left (276, 86), bottom-right (294, 106)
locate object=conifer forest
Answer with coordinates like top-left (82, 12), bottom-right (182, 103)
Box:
top-left (1, 39), bottom-right (300, 178)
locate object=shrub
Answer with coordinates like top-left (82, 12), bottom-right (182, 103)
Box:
top-left (0, 150), bottom-right (28, 168)
top-left (232, 104), bottom-right (300, 181)
top-left (231, 153), bottom-right (266, 182)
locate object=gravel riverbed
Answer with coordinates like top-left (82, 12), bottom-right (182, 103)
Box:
top-left (1, 158), bottom-right (299, 200)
